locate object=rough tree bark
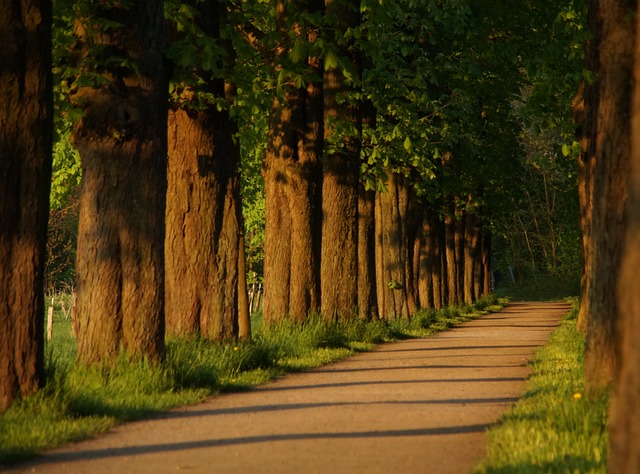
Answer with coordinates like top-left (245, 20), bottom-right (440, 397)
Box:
top-left (358, 187), bottom-right (378, 319)
top-left (375, 173), bottom-right (409, 319)
top-left (583, 0), bottom-right (635, 392)
top-left (263, 0), bottom-right (323, 322)
top-left (463, 208), bottom-right (482, 304)
top-left (320, 0), bottom-right (360, 320)
top-left (609, 3), bottom-right (640, 470)
top-left (444, 208), bottom-right (459, 306)
top-left (165, 0), bottom-right (249, 341)
top-left (166, 107), bottom-right (246, 340)
top-left (0, 0), bottom-right (52, 411)
top-left (72, 1), bottom-right (167, 364)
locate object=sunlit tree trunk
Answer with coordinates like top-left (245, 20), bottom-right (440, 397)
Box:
top-left (375, 173), bottom-right (409, 319)
top-left (0, 0), bottom-right (52, 411)
top-left (165, 1), bottom-right (248, 341)
top-left (263, 0), bottom-right (323, 322)
top-left (166, 107), bottom-right (246, 341)
top-left (320, 0), bottom-right (360, 320)
top-left (444, 208), bottom-right (458, 306)
top-left (73, 1), bottom-right (167, 364)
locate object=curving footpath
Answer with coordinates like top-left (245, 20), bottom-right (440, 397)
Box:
top-left (9, 302), bottom-right (569, 474)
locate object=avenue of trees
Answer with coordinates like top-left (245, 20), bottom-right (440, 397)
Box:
top-left (2, 0), bottom-right (640, 469)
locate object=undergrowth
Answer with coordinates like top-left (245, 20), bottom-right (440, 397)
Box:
top-left (0, 293), bottom-right (503, 466)
top-left (473, 299), bottom-right (609, 473)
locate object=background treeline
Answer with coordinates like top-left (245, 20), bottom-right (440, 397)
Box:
top-left (3, 0), bottom-right (585, 415)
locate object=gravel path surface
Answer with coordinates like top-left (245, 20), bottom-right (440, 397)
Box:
top-left (9, 301), bottom-right (569, 474)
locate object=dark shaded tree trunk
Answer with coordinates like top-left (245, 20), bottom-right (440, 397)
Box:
top-left (405, 190), bottom-right (422, 315)
top-left (609, 7), bottom-right (640, 468)
top-left (481, 233), bottom-right (492, 296)
top-left (165, 0), bottom-right (249, 341)
top-left (0, 0), bottom-right (52, 411)
top-left (263, 0), bottom-right (323, 322)
top-left (583, 0), bottom-right (635, 392)
top-left (72, 1), bottom-right (167, 364)
top-left (574, 45), bottom-right (596, 335)
top-left (358, 187), bottom-right (378, 319)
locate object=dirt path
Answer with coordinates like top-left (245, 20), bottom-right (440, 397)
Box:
top-left (9, 302), bottom-right (569, 474)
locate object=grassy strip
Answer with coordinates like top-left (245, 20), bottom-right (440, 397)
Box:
top-left (473, 299), bottom-right (609, 474)
top-left (1, 294), bottom-right (504, 466)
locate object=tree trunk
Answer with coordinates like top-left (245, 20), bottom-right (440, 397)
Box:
top-left (263, 0), bottom-right (323, 322)
top-left (358, 187), bottom-right (378, 319)
top-left (166, 106), bottom-right (245, 341)
top-left (417, 210), bottom-right (432, 309)
top-left (321, 0), bottom-right (360, 319)
top-left (405, 190), bottom-right (422, 315)
top-left (463, 210), bottom-right (481, 304)
top-left (0, 0), bottom-right (52, 411)
top-left (574, 45), bottom-right (596, 335)
top-left (444, 209), bottom-right (458, 306)
top-left (583, 0), bottom-right (635, 392)
top-left (165, 0), bottom-right (249, 342)
top-left (73, 1), bottom-right (167, 364)
top-left (609, 6), bottom-right (640, 469)
top-left (375, 173), bottom-right (409, 319)
top-left (481, 233), bottom-right (492, 296)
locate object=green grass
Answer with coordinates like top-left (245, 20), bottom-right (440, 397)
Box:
top-left (473, 299), bottom-right (609, 474)
top-left (0, 293), bottom-right (505, 467)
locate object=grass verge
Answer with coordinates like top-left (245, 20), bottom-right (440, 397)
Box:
top-left (473, 298), bottom-right (609, 474)
top-left (1, 293), bottom-right (504, 466)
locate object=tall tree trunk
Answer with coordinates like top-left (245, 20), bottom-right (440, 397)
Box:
top-left (583, 0), bottom-right (635, 392)
top-left (320, 0), bottom-right (360, 319)
top-left (375, 173), bottom-right (409, 319)
top-left (358, 187), bottom-right (378, 319)
top-left (73, 1), bottom-right (167, 364)
top-left (454, 204), bottom-right (465, 304)
top-left (574, 50), bottom-right (596, 335)
top-left (417, 210), bottom-right (432, 309)
top-left (610, 5), bottom-right (640, 468)
top-left (165, 1), bottom-right (248, 341)
top-left (0, 0), bottom-right (52, 411)
top-left (165, 107), bottom-right (245, 341)
top-left (263, 0), bottom-right (323, 322)
top-left (405, 190), bottom-right (422, 315)
top-left (444, 208), bottom-right (458, 306)
top-left (463, 209), bottom-right (481, 304)
top-left (481, 233), bottom-right (492, 296)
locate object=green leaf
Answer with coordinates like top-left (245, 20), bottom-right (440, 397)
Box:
top-left (403, 136), bottom-right (412, 152)
top-left (324, 50), bottom-right (339, 70)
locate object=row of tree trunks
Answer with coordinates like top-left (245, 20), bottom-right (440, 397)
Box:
top-left (0, 0), bottom-right (52, 411)
top-left (260, 1), bottom-right (492, 325)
